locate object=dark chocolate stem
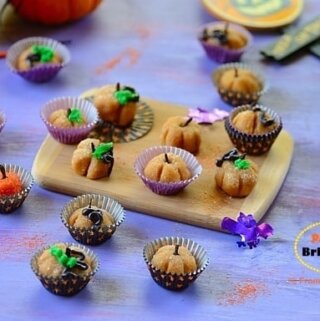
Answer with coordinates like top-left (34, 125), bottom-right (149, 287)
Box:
top-left (174, 244), bottom-right (180, 255)
top-left (234, 68), bottom-right (238, 77)
top-left (0, 164), bottom-right (7, 179)
top-left (164, 153), bottom-right (170, 164)
top-left (216, 148), bottom-right (246, 167)
top-left (88, 198), bottom-right (92, 209)
top-left (116, 82), bottom-right (120, 91)
top-left (183, 117), bottom-right (193, 127)
top-left (91, 143), bottom-right (96, 153)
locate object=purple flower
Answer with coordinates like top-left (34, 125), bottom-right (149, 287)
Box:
top-left (221, 212), bottom-right (273, 249)
top-left (188, 107), bottom-right (229, 124)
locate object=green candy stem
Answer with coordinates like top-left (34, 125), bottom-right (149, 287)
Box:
top-left (67, 108), bottom-right (83, 125)
top-left (234, 158), bottom-right (251, 170)
top-left (92, 142), bottom-right (113, 160)
top-left (32, 45), bottom-right (54, 63)
top-left (114, 89), bottom-right (139, 106)
top-left (50, 246), bottom-right (78, 269)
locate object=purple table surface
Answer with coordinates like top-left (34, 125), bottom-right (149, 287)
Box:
top-left (0, 1), bottom-right (319, 320)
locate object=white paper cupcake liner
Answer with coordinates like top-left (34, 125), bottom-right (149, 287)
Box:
top-left (198, 22), bottom-right (252, 63)
top-left (134, 146), bottom-right (202, 195)
top-left (0, 164), bottom-right (34, 214)
top-left (0, 110), bottom-right (6, 134)
top-left (143, 236), bottom-right (209, 291)
top-left (6, 37), bottom-right (71, 83)
top-left (212, 62), bottom-right (269, 107)
top-left (31, 242), bottom-right (99, 296)
top-left (41, 97), bottom-right (98, 144)
top-left (61, 193), bottom-right (125, 245)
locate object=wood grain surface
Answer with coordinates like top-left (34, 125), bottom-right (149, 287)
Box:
top-left (0, 0), bottom-right (319, 320)
top-left (32, 99), bottom-right (294, 230)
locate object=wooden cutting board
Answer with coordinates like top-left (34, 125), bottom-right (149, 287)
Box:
top-left (32, 99), bottom-right (294, 231)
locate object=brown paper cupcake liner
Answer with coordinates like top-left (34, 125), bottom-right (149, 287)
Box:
top-left (61, 194), bottom-right (125, 245)
top-left (0, 164), bottom-right (34, 214)
top-left (31, 243), bottom-right (99, 296)
top-left (225, 104), bottom-right (282, 155)
top-left (6, 37), bottom-right (70, 83)
top-left (198, 22), bottom-right (252, 63)
top-left (212, 63), bottom-right (268, 107)
top-left (0, 110), bottom-right (6, 134)
top-left (134, 146), bottom-right (202, 195)
top-left (41, 97), bottom-right (99, 144)
top-left (143, 236), bottom-right (209, 291)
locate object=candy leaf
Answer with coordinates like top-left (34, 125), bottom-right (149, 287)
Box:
top-left (114, 88), bottom-right (139, 106)
top-left (32, 45), bottom-right (54, 63)
top-left (92, 142), bottom-right (113, 160)
top-left (234, 158), bottom-right (250, 170)
top-left (68, 108), bottom-right (83, 125)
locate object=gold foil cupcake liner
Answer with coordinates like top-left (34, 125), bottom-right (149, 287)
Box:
top-left (0, 164), bottom-right (34, 214)
top-left (61, 194), bottom-right (125, 245)
top-left (212, 63), bottom-right (268, 107)
top-left (225, 104), bottom-right (282, 155)
top-left (41, 96), bottom-right (99, 144)
top-left (30, 242), bottom-right (99, 296)
top-left (143, 236), bottom-right (209, 291)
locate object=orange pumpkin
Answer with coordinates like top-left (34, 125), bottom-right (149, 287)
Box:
top-left (8, 0), bottom-right (102, 25)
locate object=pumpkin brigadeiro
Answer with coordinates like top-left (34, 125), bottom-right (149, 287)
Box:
top-left (68, 199), bottom-right (114, 230)
top-left (232, 105), bottom-right (277, 134)
top-left (93, 83), bottom-right (140, 128)
top-left (219, 67), bottom-right (261, 96)
top-left (71, 138), bottom-right (114, 180)
top-left (161, 116), bottom-right (201, 154)
top-left (144, 152), bottom-right (191, 183)
top-left (215, 148), bottom-right (258, 197)
top-left (151, 244), bottom-right (197, 274)
top-left (17, 45), bottom-right (62, 71)
top-left (0, 164), bottom-right (23, 196)
top-left (49, 107), bottom-right (86, 128)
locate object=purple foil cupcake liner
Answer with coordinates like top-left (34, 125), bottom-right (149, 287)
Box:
top-left (212, 63), bottom-right (269, 107)
top-left (6, 37), bottom-right (70, 83)
top-left (225, 104), bottom-right (282, 155)
top-left (198, 22), bottom-right (252, 63)
top-left (61, 194), bottom-right (125, 246)
top-left (0, 164), bottom-right (34, 214)
top-left (134, 146), bottom-right (202, 195)
top-left (143, 236), bottom-right (209, 291)
top-left (41, 97), bottom-right (98, 144)
top-left (31, 242), bottom-right (99, 296)
top-left (0, 110), bottom-right (6, 134)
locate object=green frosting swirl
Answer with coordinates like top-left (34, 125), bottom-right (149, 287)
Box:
top-left (50, 246), bottom-right (78, 269)
top-left (92, 142), bottom-right (113, 160)
top-left (114, 88), bottom-right (139, 106)
top-left (234, 158), bottom-right (251, 170)
top-left (68, 108), bottom-right (83, 125)
top-left (32, 45), bottom-right (54, 62)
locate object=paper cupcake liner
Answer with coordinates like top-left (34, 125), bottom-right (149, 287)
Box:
top-left (0, 110), bottom-right (6, 134)
top-left (31, 242), bottom-right (99, 296)
top-left (143, 236), bottom-right (209, 291)
top-left (212, 63), bottom-right (269, 107)
top-left (198, 22), bottom-right (252, 63)
top-left (225, 104), bottom-right (283, 155)
top-left (6, 37), bottom-right (70, 83)
top-left (61, 194), bottom-right (125, 245)
top-left (41, 97), bottom-right (98, 144)
top-left (0, 164), bottom-right (34, 214)
top-left (134, 146), bottom-right (202, 195)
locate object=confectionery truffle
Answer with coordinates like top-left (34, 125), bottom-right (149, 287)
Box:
top-left (144, 152), bottom-right (191, 183)
top-left (17, 45), bottom-right (62, 71)
top-left (68, 200), bottom-right (114, 229)
top-left (232, 105), bottom-right (277, 134)
top-left (200, 23), bottom-right (247, 50)
top-left (215, 148), bottom-right (258, 197)
top-left (49, 108), bottom-right (86, 128)
top-left (37, 243), bottom-right (93, 278)
top-left (71, 138), bottom-right (114, 180)
top-left (92, 83), bottom-right (140, 127)
top-left (0, 164), bottom-right (22, 196)
top-left (218, 67), bottom-right (261, 95)
top-left (151, 244), bottom-right (197, 275)
top-left (161, 116), bottom-right (201, 154)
